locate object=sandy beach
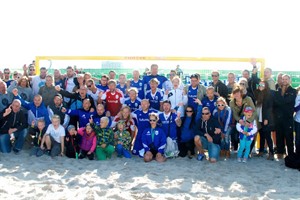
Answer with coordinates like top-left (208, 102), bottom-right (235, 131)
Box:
top-left (0, 150), bottom-right (299, 200)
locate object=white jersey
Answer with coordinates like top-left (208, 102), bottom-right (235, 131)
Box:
top-left (163, 88), bottom-right (187, 117)
top-left (31, 76), bottom-right (46, 96)
top-left (87, 88), bottom-right (103, 106)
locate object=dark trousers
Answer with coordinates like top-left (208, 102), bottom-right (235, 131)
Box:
top-left (178, 139), bottom-right (195, 157)
top-left (275, 118), bottom-right (294, 155)
top-left (230, 126), bottom-right (239, 151)
top-left (294, 121), bottom-right (300, 155)
top-left (259, 123), bottom-right (274, 154)
top-left (79, 149), bottom-right (94, 160)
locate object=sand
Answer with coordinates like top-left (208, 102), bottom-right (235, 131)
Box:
top-left (0, 151), bottom-right (299, 200)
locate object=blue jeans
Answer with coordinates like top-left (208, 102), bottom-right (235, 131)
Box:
top-left (221, 127), bottom-right (232, 151)
top-left (200, 136), bottom-right (220, 160)
top-left (0, 129), bottom-right (28, 153)
top-left (116, 144), bottom-right (131, 158)
top-left (295, 121), bottom-right (300, 155)
top-left (237, 136), bottom-right (252, 158)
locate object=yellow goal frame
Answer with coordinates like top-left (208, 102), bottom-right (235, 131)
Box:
top-left (35, 56), bottom-right (265, 78)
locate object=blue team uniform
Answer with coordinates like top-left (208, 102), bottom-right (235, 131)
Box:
top-left (201, 95), bottom-right (218, 114)
top-left (158, 112), bottom-right (178, 140)
top-left (130, 79), bottom-right (144, 99)
top-left (145, 89), bottom-right (164, 110)
top-left (124, 97), bottom-right (141, 112)
top-left (143, 75), bottom-right (168, 91)
top-left (187, 85), bottom-right (199, 111)
top-left (132, 108), bottom-right (157, 155)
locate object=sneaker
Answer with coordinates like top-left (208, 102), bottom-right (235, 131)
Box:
top-left (255, 152), bottom-right (264, 157)
top-left (237, 157), bottom-right (242, 162)
top-left (197, 153), bottom-right (205, 161)
top-left (13, 148), bottom-right (20, 155)
top-left (45, 150), bottom-right (51, 156)
top-left (242, 158), bottom-right (248, 163)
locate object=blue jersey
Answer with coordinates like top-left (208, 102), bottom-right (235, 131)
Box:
top-left (145, 89), bottom-right (164, 110)
top-left (66, 109), bottom-right (94, 128)
top-left (116, 84), bottom-right (127, 97)
top-left (133, 109), bottom-right (157, 134)
top-left (158, 112), bottom-right (178, 140)
top-left (130, 79), bottom-right (144, 99)
top-left (143, 75), bottom-right (168, 91)
top-left (201, 95), bottom-right (218, 114)
top-left (96, 84), bottom-right (108, 92)
top-left (187, 85), bottom-right (199, 111)
top-left (55, 79), bottom-right (64, 88)
top-left (124, 97), bottom-right (141, 112)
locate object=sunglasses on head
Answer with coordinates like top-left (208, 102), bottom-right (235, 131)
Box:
top-left (217, 104), bottom-right (225, 107)
top-left (202, 112), bottom-right (210, 115)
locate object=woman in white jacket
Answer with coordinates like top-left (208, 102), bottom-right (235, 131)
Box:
top-left (163, 76), bottom-right (187, 117)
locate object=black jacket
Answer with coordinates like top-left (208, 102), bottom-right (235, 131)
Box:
top-left (273, 86), bottom-right (297, 120)
top-left (194, 117), bottom-right (222, 145)
top-left (247, 73), bottom-right (261, 103)
top-left (28, 126), bottom-right (47, 146)
top-left (254, 90), bottom-right (274, 127)
top-left (211, 80), bottom-right (228, 100)
top-left (0, 107), bottom-right (27, 133)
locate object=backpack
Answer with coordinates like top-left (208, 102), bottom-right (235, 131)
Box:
top-left (284, 153), bottom-right (300, 171)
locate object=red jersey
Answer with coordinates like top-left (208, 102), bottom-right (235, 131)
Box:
top-left (103, 90), bottom-right (124, 116)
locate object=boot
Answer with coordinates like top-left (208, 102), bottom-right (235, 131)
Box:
top-left (267, 153), bottom-right (274, 161)
top-left (220, 150), bottom-right (225, 157)
top-left (226, 150), bottom-right (231, 158)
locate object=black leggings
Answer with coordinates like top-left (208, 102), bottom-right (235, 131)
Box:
top-left (259, 123), bottom-right (274, 154)
top-left (178, 140), bottom-right (195, 157)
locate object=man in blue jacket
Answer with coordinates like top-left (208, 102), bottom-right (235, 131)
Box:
top-left (12, 88), bottom-right (50, 126)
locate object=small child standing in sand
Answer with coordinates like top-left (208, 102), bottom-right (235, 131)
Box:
top-left (236, 106), bottom-right (258, 163)
top-left (114, 121), bottom-right (132, 158)
top-left (65, 125), bottom-right (81, 159)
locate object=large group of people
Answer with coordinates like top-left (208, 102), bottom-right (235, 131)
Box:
top-left (0, 60), bottom-right (299, 164)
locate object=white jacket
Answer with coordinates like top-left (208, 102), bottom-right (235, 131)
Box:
top-left (163, 88), bottom-right (188, 117)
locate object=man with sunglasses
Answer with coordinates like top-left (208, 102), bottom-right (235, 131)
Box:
top-left (210, 70), bottom-right (228, 100)
top-left (2, 68), bottom-right (13, 87)
top-left (194, 107), bottom-right (222, 163)
top-left (86, 79), bottom-right (103, 106)
top-left (184, 74), bottom-right (206, 112)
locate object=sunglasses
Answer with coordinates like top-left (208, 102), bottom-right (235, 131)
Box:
top-left (13, 74), bottom-right (18, 76)
top-left (149, 119), bottom-right (157, 122)
top-left (258, 84), bottom-right (265, 87)
top-left (186, 110), bottom-right (193, 113)
top-left (217, 104), bottom-right (225, 107)
top-left (29, 69), bottom-right (35, 71)
top-left (239, 83), bottom-right (246, 86)
top-left (87, 84), bottom-right (92, 88)
top-left (202, 112), bottom-right (210, 115)
top-left (4, 72), bottom-right (10, 74)
top-left (211, 74), bottom-right (218, 77)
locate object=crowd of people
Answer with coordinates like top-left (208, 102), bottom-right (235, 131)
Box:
top-left (0, 60), bottom-right (299, 164)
